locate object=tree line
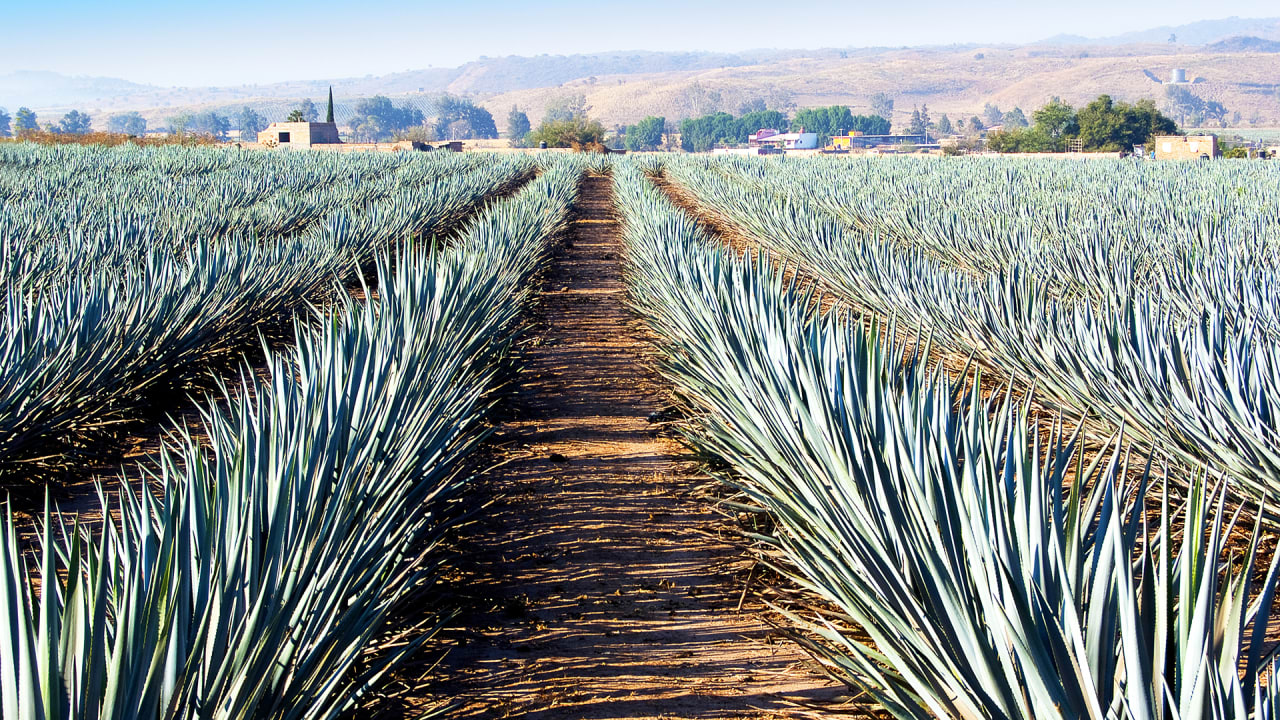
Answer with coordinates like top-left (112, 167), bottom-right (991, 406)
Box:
top-left (986, 95), bottom-right (1179, 153)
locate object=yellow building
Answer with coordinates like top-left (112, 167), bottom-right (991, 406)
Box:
top-left (1153, 135), bottom-right (1218, 160)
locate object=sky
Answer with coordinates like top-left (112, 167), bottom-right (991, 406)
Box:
top-left (2, 0), bottom-right (1279, 87)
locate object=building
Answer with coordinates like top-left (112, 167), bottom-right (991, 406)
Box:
top-left (756, 132), bottom-right (819, 150)
top-left (829, 132), bottom-right (928, 150)
top-left (712, 147), bottom-right (782, 156)
top-left (1153, 134), bottom-right (1218, 160)
top-left (257, 122), bottom-right (341, 148)
top-left (748, 129), bottom-right (782, 145)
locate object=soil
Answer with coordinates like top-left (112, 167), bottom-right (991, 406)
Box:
top-left (404, 175), bottom-right (860, 719)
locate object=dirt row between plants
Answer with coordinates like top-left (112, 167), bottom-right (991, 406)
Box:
top-left (397, 174), bottom-right (861, 719)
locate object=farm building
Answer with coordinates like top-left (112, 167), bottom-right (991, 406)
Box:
top-left (258, 121), bottom-right (341, 148)
top-left (829, 132), bottom-right (928, 150)
top-left (1154, 134), bottom-right (1218, 160)
top-left (755, 132), bottom-right (820, 150)
top-left (748, 129), bottom-right (782, 145)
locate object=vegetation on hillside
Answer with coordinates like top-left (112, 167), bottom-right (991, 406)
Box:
top-left (527, 116), bottom-right (607, 150)
top-left (623, 115), bottom-right (666, 151)
top-left (986, 95), bottom-right (1178, 152)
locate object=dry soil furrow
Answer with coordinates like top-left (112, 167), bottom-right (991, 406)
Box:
top-left (409, 174), bottom-right (856, 719)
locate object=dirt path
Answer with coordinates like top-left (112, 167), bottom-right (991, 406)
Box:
top-left (411, 175), bottom-right (854, 719)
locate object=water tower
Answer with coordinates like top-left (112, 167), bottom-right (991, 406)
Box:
top-left (1171, 68), bottom-right (1188, 84)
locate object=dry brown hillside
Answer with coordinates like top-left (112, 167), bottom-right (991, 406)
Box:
top-left (479, 45), bottom-right (1280, 130)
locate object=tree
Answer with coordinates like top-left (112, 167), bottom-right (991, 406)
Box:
top-left (55, 110), bottom-right (91, 134)
top-left (625, 115), bottom-right (665, 151)
top-left (1204, 100), bottom-right (1229, 128)
top-left (968, 116), bottom-right (985, 133)
top-left (507, 106), bottom-right (531, 145)
top-left (1077, 95), bottom-right (1177, 150)
top-left (0, 107), bottom-right (12, 137)
top-left (326, 87), bottom-right (335, 123)
top-left (186, 111), bottom-right (229, 139)
top-left (13, 107), bottom-right (38, 136)
top-left (434, 95), bottom-right (497, 139)
top-left (907, 106), bottom-right (926, 135)
top-left (297, 98), bottom-right (318, 122)
top-left (1168, 33), bottom-right (1177, 44)
top-left (936, 114), bottom-right (953, 134)
top-left (985, 127), bottom-right (1054, 153)
top-left (238, 107), bottom-right (265, 141)
top-left (1003, 106), bottom-right (1029, 128)
top-left (869, 93), bottom-right (895, 122)
top-left (1032, 98), bottom-right (1078, 149)
top-left (351, 96), bottom-right (424, 141)
top-left (527, 116), bottom-right (606, 148)
top-left (982, 103), bottom-right (1003, 127)
top-left (679, 112), bottom-right (736, 152)
top-left (287, 110), bottom-right (306, 122)
top-left (106, 111), bottom-right (146, 135)
top-left (543, 93), bottom-right (588, 123)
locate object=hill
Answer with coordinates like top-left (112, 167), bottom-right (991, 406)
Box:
top-left (1039, 16), bottom-right (1280, 45)
top-left (0, 71), bottom-right (156, 109)
top-left (1205, 36), bottom-right (1280, 53)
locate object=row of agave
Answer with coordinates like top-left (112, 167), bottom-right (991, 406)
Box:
top-left (0, 161), bottom-right (581, 719)
top-left (718, 155), bottom-right (1280, 316)
top-left (1, 148), bottom-right (519, 293)
top-left (659, 156), bottom-right (1280, 517)
top-left (0, 155), bottom-right (535, 485)
top-left (612, 160), bottom-right (1280, 719)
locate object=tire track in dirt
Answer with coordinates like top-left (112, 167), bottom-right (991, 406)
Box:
top-left (407, 173), bottom-right (858, 719)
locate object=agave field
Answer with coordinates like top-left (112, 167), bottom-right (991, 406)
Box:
top-left (619, 155), bottom-right (1280, 718)
top-left (4, 144), bottom-right (1280, 719)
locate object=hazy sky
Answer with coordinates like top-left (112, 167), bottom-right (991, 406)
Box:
top-left (2, 0), bottom-right (1278, 86)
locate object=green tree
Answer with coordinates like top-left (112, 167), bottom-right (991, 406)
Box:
top-left (968, 116), bottom-right (985, 133)
top-left (238, 107), bottom-right (265, 141)
top-left (13, 107), bottom-right (38, 136)
top-left (737, 110), bottom-right (789, 137)
top-left (434, 95), bottom-right (497, 139)
top-left (351, 96), bottom-right (424, 141)
top-left (106, 111), bottom-right (146, 135)
top-left (0, 107), bottom-right (9, 137)
top-left (1077, 95), bottom-right (1177, 151)
top-left (907, 106), bottom-right (926, 135)
top-left (985, 126), bottom-right (1054, 152)
top-left (936, 114), bottom-right (953, 134)
top-left (287, 110), bottom-right (306, 122)
top-left (56, 110), bottom-right (92, 134)
top-left (326, 87), bottom-right (335, 123)
top-left (1003, 106), bottom-right (1029, 128)
top-left (1031, 98), bottom-right (1078, 150)
top-left (527, 116), bottom-right (606, 148)
top-left (507, 106), bottom-right (531, 145)
top-left (625, 115), bottom-right (665, 151)
top-left (679, 112), bottom-right (738, 152)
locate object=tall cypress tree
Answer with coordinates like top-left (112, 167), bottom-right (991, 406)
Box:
top-left (326, 87), bottom-right (334, 123)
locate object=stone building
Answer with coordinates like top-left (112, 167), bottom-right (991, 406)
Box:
top-left (257, 121), bottom-right (341, 148)
top-left (1153, 135), bottom-right (1218, 160)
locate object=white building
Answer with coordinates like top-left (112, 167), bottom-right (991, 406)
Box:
top-left (756, 132), bottom-right (820, 150)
